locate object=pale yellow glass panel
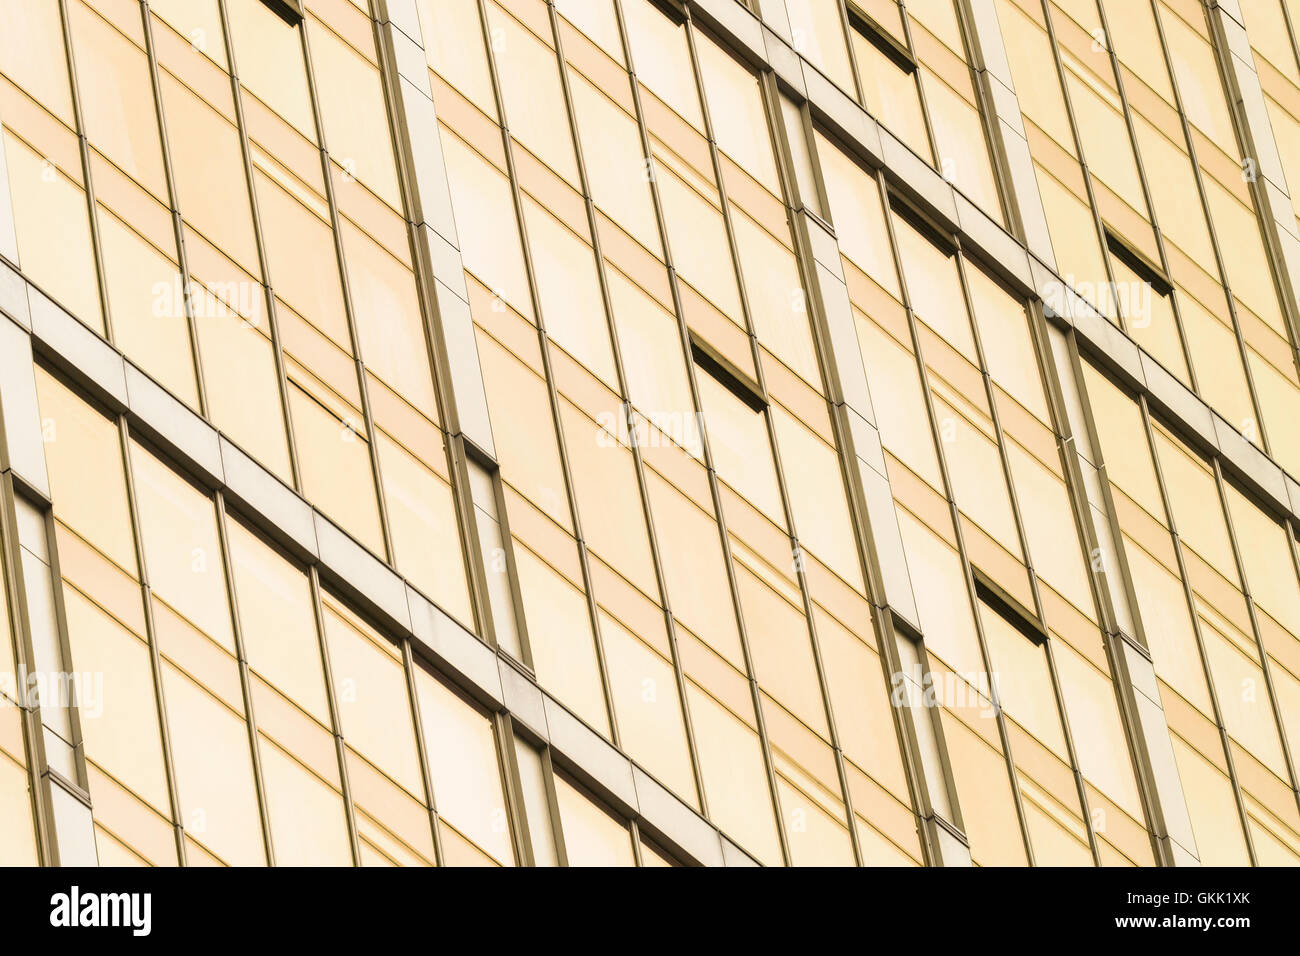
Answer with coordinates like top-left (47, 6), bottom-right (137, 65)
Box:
top-left (555, 776), bottom-right (634, 866)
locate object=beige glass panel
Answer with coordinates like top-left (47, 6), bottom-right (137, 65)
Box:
top-left (0, 749), bottom-right (37, 865)
top-left (1053, 639), bottom-right (1143, 817)
top-left (194, 293), bottom-right (294, 482)
top-left (856, 316), bottom-right (942, 486)
top-left (226, 0), bottom-right (314, 139)
top-left (1159, 4), bottom-right (1236, 145)
top-left (731, 208), bottom-right (820, 383)
top-left (1080, 363), bottom-right (1163, 517)
top-left (253, 169), bottom-right (349, 349)
top-left (980, 603), bottom-right (1068, 757)
top-left (484, 1), bottom-right (579, 185)
top-left (68, 0), bottom-right (167, 197)
top-left (441, 130), bottom-right (533, 317)
top-left (919, 67), bottom-right (1002, 223)
top-left (554, 0), bottom-right (624, 64)
top-left (1224, 485), bottom-right (1300, 638)
top-left (1152, 430), bottom-right (1235, 578)
top-left (737, 562), bottom-right (826, 735)
top-left (34, 368), bottom-right (137, 572)
top-left (1131, 117), bottom-right (1214, 270)
top-left (376, 433), bottom-right (474, 627)
top-left (696, 34), bottom-right (779, 192)
top-left (341, 221), bottom-right (437, 414)
top-left (322, 602), bottom-right (425, 798)
top-left (162, 662), bottom-right (264, 865)
top-left (560, 403), bottom-right (657, 594)
top-left (307, 16), bottom-right (401, 208)
top-left (622, 0), bottom-right (702, 127)
top-left (892, 214), bottom-right (975, 359)
top-left (773, 407), bottom-right (863, 589)
top-left (996, 0), bottom-right (1075, 150)
top-left (260, 738), bottom-right (352, 866)
top-left (225, 518), bottom-right (331, 723)
top-left (1111, 257), bottom-right (1187, 384)
top-left (415, 667), bottom-right (513, 865)
top-left (1123, 542), bottom-right (1212, 713)
top-left (1205, 180), bottom-right (1285, 336)
top-left (288, 384), bottom-right (385, 556)
top-left (148, 0), bottom-right (228, 69)
top-left (851, 30), bottom-right (929, 161)
top-left (62, 588), bottom-right (170, 816)
top-left (696, 371), bottom-right (784, 527)
top-left (1170, 734), bottom-right (1250, 865)
top-left (646, 471), bottom-right (744, 666)
top-left (554, 776), bottom-right (635, 866)
top-left (0, 0), bottom-right (74, 121)
top-left (1006, 442), bottom-right (1092, 613)
top-left (130, 442), bottom-right (234, 650)
top-left (1061, 57), bottom-right (1144, 213)
top-left (521, 197), bottom-right (617, 386)
top-left (897, 510), bottom-right (983, 677)
top-left (607, 270), bottom-right (698, 455)
top-left (655, 163), bottom-right (744, 321)
top-left (777, 775), bottom-right (855, 866)
top-left (568, 71), bottom-right (659, 253)
top-left (783, 0), bottom-right (855, 92)
top-left (815, 133), bottom-right (900, 296)
top-left (600, 610), bottom-right (696, 803)
top-left (686, 682), bottom-right (783, 865)
top-left (941, 709), bottom-right (1027, 865)
top-left (1098, 0), bottom-right (1173, 101)
top-left (966, 265), bottom-right (1049, 420)
top-left (3, 132), bottom-right (104, 333)
top-left (513, 735), bottom-right (559, 865)
top-left (513, 547), bottom-right (610, 735)
top-left (419, 0), bottom-right (496, 119)
top-left (97, 210), bottom-right (199, 407)
top-left (159, 74), bottom-right (259, 275)
top-left (933, 396), bottom-right (1021, 553)
top-left (1035, 170), bottom-right (1114, 318)
top-left (474, 330), bottom-right (571, 528)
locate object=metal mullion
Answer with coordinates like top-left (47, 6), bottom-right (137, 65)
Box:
top-left (712, 60), bottom-right (868, 863)
top-left (611, 0), bottom-right (791, 863)
top-left (878, 177), bottom-right (1038, 864)
top-left (496, 714), bottom-right (537, 866)
top-left (896, 1), bottom-right (944, 173)
top-left (952, 243), bottom-right (1103, 864)
top-left (545, 0), bottom-right (708, 816)
top-left (138, 0), bottom-right (211, 419)
top-left (0, 476), bottom-right (56, 865)
top-left (774, 104), bottom-right (938, 862)
top-left (115, 418), bottom-right (187, 865)
top-left (1136, 394), bottom-right (1259, 864)
top-left (683, 7), bottom-right (815, 867)
top-left (1210, 459), bottom-right (1300, 822)
top-left (399, 638), bottom-right (446, 866)
top-left (1089, 0), bottom-right (1199, 397)
top-left (1036, 0), bottom-right (1122, 326)
top-left (306, 565), bottom-right (363, 866)
top-left (836, 0), bottom-right (869, 105)
top-left (943, 0), bottom-right (1015, 226)
top-left (474, 0), bottom-right (622, 749)
top-left (1146, 0), bottom-right (1276, 459)
top-left (360, 1), bottom-right (508, 654)
top-left (1020, 304), bottom-right (1171, 863)
top-left (55, 0), bottom-right (116, 345)
top-left (212, 493), bottom-right (276, 865)
top-left (539, 744), bottom-right (571, 867)
top-left (296, 15), bottom-right (397, 565)
top-left (620, 2), bottom-right (788, 866)
top-left (213, 0), bottom-right (304, 494)
top-left (1203, 0), bottom-right (1300, 394)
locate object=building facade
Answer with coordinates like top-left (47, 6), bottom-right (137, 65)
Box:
top-left (0, 0), bottom-right (1298, 867)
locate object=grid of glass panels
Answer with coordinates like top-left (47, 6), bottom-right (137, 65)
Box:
top-left (0, 0), bottom-right (1298, 866)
